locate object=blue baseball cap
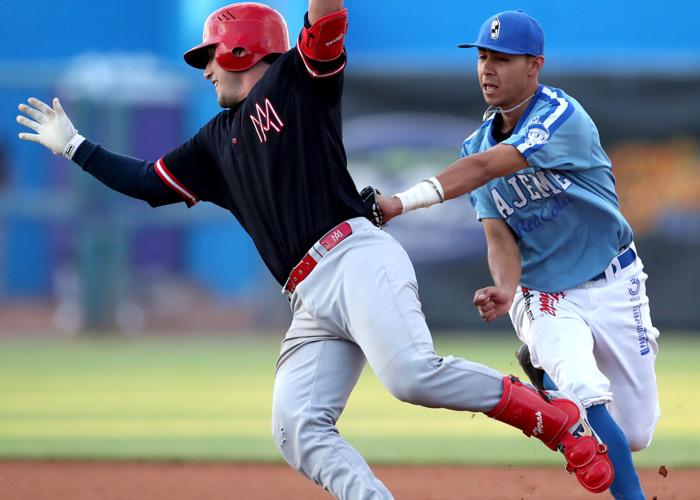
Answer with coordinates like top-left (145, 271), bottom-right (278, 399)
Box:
top-left (458, 10), bottom-right (544, 56)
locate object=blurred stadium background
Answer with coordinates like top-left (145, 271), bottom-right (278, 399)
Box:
top-left (1, 0), bottom-right (699, 334)
top-left (1, 0), bottom-right (700, 477)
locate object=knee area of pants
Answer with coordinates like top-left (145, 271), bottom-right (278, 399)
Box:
top-left (271, 419), bottom-right (306, 470)
top-left (616, 412), bottom-right (657, 451)
top-left (626, 428), bottom-right (654, 451)
top-left (271, 417), bottom-right (292, 458)
top-left (380, 353), bottom-right (443, 404)
top-left (271, 407), bottom-right (302, 459)
top-left (383, 378), bottom-right (418, 403)
top-left (272, 412), bottom-right (337, 467)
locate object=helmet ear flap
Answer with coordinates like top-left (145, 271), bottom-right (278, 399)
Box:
top-left (215, 42), bottom-right (256, 72)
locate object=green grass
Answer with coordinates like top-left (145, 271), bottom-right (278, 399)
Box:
top-left (0, 333), bottom-right (698, 466)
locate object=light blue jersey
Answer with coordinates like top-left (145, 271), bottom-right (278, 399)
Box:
top-left (463, 84), bottom-right (633, 292)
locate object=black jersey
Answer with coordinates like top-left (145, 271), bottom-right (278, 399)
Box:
top-left (156, 48), bottom-right (365, 286)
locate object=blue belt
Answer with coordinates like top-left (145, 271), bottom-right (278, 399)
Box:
top-left (591, 247), bottom-right (636, 281)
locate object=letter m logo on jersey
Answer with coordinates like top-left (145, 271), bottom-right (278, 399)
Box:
top-left (330, 229), bottom-right (343, 242)
top-left (250, 98), bottom-right (285, 143)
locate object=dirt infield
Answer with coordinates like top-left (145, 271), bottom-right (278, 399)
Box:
top-left (0, 462), bottom-right (694, 500)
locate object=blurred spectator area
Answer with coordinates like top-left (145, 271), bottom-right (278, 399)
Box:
top-left (0, 0), bottom-right (699, 334)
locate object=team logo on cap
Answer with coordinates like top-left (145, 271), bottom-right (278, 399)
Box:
top-left (490, 18), bottom-right (501, 39)
top-left (525, 117), bottom-right (549, 146)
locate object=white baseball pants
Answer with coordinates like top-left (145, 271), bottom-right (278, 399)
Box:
top-left (509, 245), bottom-right (661, 451)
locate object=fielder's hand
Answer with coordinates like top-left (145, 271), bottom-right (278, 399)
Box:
top-left (473, 285), bottom-right (514, 322)
top-left (376, 194), bottom-right (403, 224)
top-left (16, 97), bottom-right (84, 159)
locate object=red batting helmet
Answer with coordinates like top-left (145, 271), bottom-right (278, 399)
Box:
top-left (184, 2), bottom-right (290, 72)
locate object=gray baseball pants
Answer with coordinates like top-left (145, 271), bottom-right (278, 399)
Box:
top-left (271, 217), bottom-right (504, 499)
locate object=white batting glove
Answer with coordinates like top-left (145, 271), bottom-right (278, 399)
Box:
top-left (16, 97), bottom-right (85, 159)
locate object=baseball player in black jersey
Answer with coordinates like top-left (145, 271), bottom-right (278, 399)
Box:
top-left (17, 2), bottom-right (613, 497)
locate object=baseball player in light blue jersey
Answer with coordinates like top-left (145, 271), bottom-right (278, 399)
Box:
top-left (379, 10), bottom-right (660, 500)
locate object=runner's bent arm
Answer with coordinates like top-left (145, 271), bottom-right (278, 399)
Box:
top-left (473, 217), bottom-right (521, 322)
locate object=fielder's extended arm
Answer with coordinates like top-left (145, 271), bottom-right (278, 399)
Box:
top-left (379, 144), bottom-right (528, 223)
top-left (16, 97), bottom-right (178, 206)
top-left (437, 144), bottom-right (528, 200)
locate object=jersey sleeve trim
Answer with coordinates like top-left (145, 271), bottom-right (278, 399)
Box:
top-left (295, 44), bottom-right (346, 79)
top-left (154, 158), bottom-right (199, 207)
top-left (512, 90), bottom-right (575, 158)
top-left (474, 207), bottom-right (503, 220)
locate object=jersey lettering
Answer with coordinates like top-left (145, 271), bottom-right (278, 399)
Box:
top-left (490, 171), bottom-right (573, 222)
top-left (504, 171), bottom-right (564, 210)
top-left (550, 172), bottom-right (572, 190)
top-left (490, 188), bottom-right (515, 217)
top-left (512, 195), bottom-right (573, 237)
top-left (517, 174), bottom-right (543, 201)
top-left (250, 98), bottom-right (285, 143)
top-left (506, 177), bottom-right (528, 208)
top-left (533, 171), bottom-right (562, 196)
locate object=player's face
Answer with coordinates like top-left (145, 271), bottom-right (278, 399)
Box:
top-left (477, 49), bottom-right (535, 109)
top-left (203, 47), bottom-right (266, 108)
top-left (203, 48), bottom-right (245, 107)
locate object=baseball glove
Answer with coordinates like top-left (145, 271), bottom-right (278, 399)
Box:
top-left (360, 185), bottom-right (384, 228)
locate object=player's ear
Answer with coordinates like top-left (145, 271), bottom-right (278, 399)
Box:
top-left (528, 55), bottom-right (544, 76)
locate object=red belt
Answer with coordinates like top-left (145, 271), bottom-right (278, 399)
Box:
top-left (284, 221), bottom-right (353, 294)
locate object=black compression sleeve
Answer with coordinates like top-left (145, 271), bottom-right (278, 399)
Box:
top-left (72, 140), bottom-right (182, 207)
